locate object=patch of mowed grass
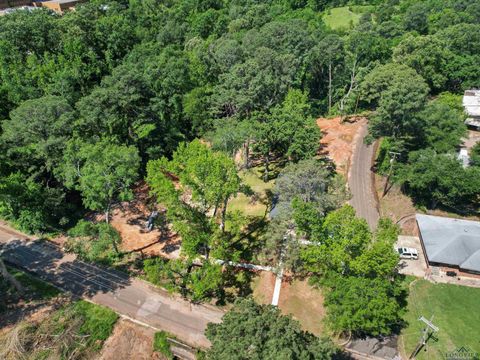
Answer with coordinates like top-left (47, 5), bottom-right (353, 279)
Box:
top-left (323, 6), bottom-right (365, 30)
top-left (9, 266), bottom-right (60, 300)
top-left (400, 280), bottom-right (480, 359)
top-left (228, 167), bottom-right (274, 218)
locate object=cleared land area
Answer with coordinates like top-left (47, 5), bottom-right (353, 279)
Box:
top-left (278, 279), bottom-right (325, 336)
top-left (227, 167), bottom-right (274, 218)
top-left (400, 279), bottom-right (480, 359)
top-left (317, 116), bottom-right (365, 176)
top-left (323, 6), bottom-right (369, 30)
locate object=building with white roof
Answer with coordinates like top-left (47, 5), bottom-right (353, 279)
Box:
top-left (463, 90), bottom-right (480, 130)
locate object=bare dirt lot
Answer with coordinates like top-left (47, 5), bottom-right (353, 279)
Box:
top-left (317, 116), bottom-right (367, 176)
top-left (99, 319), bottom-right (160, 360)
top-left (107, 183), bottom-right (181, 259)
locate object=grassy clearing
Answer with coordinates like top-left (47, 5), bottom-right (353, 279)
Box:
top-left (0, 300), bottom-right (118, 359)
top-left (400, 280), bottom-right (480, 359)
top-left (323, 6), bottom-right (368, 30)
top-left (228, 167), bottom-right (274, 218)
top-left (250, 271), bottom-right (275, 305)
top-left (278, 279), bottom-right (325, 336)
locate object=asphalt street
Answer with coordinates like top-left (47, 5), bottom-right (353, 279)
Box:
top-left (0, 232), bottom-right (224, 348)
top-left (348, 123), bottom-right (380, 229)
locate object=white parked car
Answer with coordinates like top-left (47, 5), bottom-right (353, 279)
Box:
top-left (397, 247), bottom-right (418, 260)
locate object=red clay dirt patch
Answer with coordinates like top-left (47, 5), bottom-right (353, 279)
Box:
top-left (107, 183), bottom-right (181, 259)
top-left (99, 319), bottom-right (161, 360)
top-left (317, 116), bottom-right (366, 176)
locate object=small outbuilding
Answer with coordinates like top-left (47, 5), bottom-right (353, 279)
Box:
top-left (463, 90), bottom-right (480, 130)
top-left (416, 214), bottom-right (480, 275)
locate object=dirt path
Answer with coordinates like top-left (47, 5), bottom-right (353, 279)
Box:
top-left (0, 222), bottom-right (30, 243)
top-left (348, 123), bottom-right (379, 229)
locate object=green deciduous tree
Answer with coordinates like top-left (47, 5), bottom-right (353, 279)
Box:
top-left (147, 140), bottom-right (242, 257)
top-left (351, 218), bottom-right (400, 278)
top-left (273, 159), bottom-right (347, 217)
top-left (361, 63), bottom-right (429, 147)
top-left (1, 96), bottom-right (74, 179)
top-left (60, 139), bottom-right (140, 226)
top-left (323, 275), bottom-right (404, 337)
top-left (206, 298), bottom-right (337, 359)
top-left (302, 205), bottom-right (371, 276)
top-left (420, 101), bottom-right (466, 153)
top-left (398, 149), bottom-right (480, 211)
top-left (393, 34), bottom-right (452, 92)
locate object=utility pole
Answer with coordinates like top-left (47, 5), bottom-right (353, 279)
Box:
top-left (409, 316), bottom-right (439, 359)
top-left (382, 151), bottom-right (401, 197)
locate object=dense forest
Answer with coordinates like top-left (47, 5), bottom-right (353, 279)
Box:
top-left (1, 0), bottom-right (479, 233)
top-left (1, 0), bottom-right (480, 346)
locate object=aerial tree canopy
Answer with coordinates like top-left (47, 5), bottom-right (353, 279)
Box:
top-left (206, 298), bottom-right (338, 360)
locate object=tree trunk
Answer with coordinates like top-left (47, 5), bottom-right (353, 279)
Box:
top-left (105, 204), bottom-right (110, 224)
top-left (328, 62), bottom-right (332, 113)
top-left (0, 257), bottom-right (24, 295)
top-left (112, 238), bottom-right (119, 254)
top-left (220, 197), bottom-right (229, 232)
top-left (263, 155), bottom-right (269, 182)
top-left (244, 140), bottom-right (250, 169)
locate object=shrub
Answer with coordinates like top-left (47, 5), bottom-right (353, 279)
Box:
top-left (153, 331), bottom-right (173, 359)
top-left (143, 257), bottom-right (168, 285)
top-left (73, 301), bottom-right (118, 348)
top-left (65, 221), bottom-right (121, 265)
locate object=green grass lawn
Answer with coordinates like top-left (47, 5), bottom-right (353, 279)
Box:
top-left (323, 6), bottom-right (369, 30)
top-left (228, 167), bottom-right (274, 218)
top-left (400, 280), bottom-right (480, 359)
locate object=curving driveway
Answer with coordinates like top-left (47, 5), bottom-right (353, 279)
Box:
top-left (348, 123), bottom-right (379, 229)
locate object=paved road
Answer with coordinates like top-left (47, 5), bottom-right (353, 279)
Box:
top-left (0, 233), bottom-right (224, 348)
top-left (348, 123), bottom-right (379, 229)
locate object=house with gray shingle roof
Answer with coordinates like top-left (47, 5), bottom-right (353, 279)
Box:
top-left (416, 214), bottom-right (480, 274)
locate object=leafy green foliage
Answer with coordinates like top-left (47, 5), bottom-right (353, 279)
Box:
top-left (205, 298), bottom-right (338, 360)
top-left (0, 172), bottom-right (66, 233)
top-left (73, 300), bottom-right (118, 348)
top-left (300, 206), bottom-right (404, 336)
top-left (60, 139), bottom-right (140, 221)
top-left (147, 140), bottom-right (241, 257)
top-left (66, 220), bottom-right (122, 265)
top-left (322, 275), bottom-right (405, 336)
top-left (153, 331), bottom-right (173, 359)
top-left (0, 96), bottom-right (74, 179)
top-left (143, 258), bottom-right (223, 303)
top-left (361, 63), bottom-right (429, 147)
top-left (397, 149), bottom-right (480, 210)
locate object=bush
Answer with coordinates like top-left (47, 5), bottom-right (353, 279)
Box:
top-left (0, 172), bottom-right (68, 234)
top-left (143, 257), bottom-right (167, 285)
top-left (153, 331), bottom-right (173, 359)
top-left (65, 221), bottom-right (121, 265)
top-left (73, 301), bottom-right (118, 348)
